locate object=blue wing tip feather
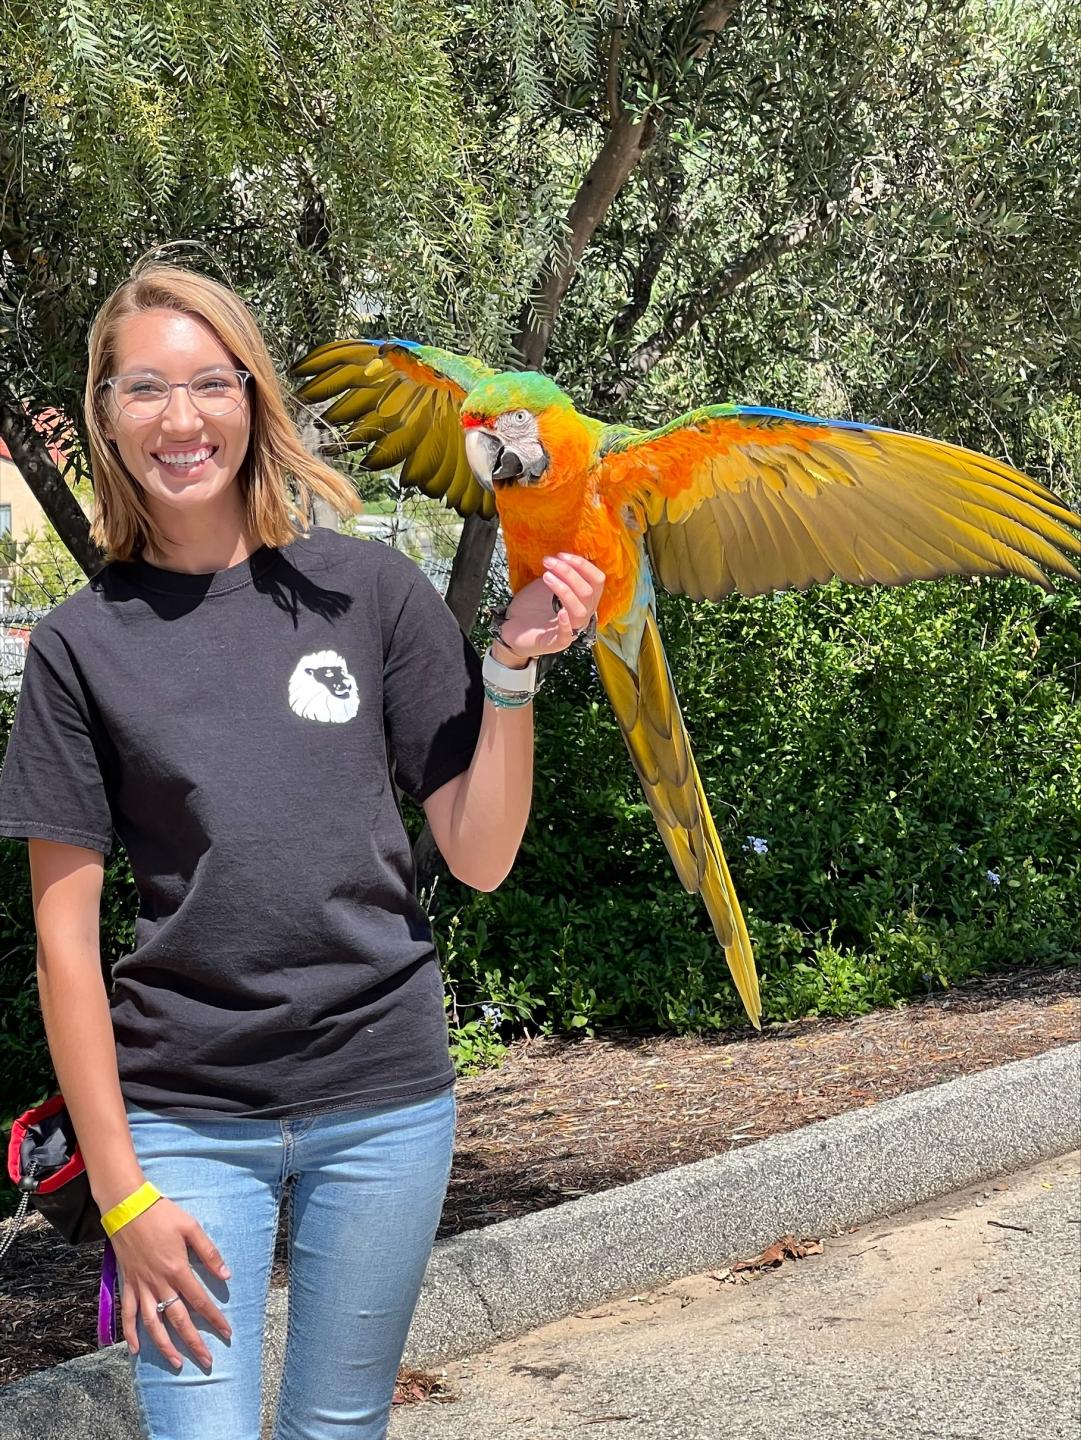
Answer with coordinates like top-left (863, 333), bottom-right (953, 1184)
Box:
top-left (359, 336), bottom-right (419, 350)
top-left (738, 404), bottom-right (869, 432)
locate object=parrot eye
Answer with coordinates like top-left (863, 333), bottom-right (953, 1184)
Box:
top-left (509, 409), bottom-right (530, 425)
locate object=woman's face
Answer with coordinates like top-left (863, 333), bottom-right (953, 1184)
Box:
top-left (104, 308), bottom-right (252, 518)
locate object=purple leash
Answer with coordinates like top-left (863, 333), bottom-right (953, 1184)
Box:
top-left (98, 1240), bottom-right (119, 1347)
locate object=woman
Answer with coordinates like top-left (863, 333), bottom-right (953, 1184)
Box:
top-left (0, 262), bottom-right (603, 1439)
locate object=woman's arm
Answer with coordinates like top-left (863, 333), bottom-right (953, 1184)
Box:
top-left (422, 655), bottom-right (534, 892)
top-left (29, 838), bottom-right (147, 1213)
top-left (31, 841), bottom-right (235, 1366)
top-left (423, 553), bottom-right (605, 891)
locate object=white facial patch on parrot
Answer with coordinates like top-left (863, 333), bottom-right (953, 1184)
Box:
top-left (493, 410), bottom-right (548, 480)
top-left (494, 409), bottom-right (539, 443)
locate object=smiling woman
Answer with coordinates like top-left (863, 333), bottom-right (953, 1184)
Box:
top-left (102, 315), bottom-right (256, 564)
top-left (0, 260), bottom-right (603, 1440)
top-left (82, 266), bottom-right (363, 569)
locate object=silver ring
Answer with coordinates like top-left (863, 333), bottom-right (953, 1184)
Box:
top-left (155, 1295), bottom-right (181, 1314)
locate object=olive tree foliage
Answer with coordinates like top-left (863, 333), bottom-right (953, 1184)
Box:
top-left (578, 0), bottom-right (1081, 485)
top-left (0, 0), bottom-right (505, 576)
top-left (4, 1), bottom-right (1076, 582)
top-left (449, 0), bottom-right (1078, 469)
top-left (422, 0), bottom-right (1079, 635)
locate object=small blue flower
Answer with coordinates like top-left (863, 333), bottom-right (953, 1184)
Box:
top-left (985, 869), bottom-right (1001, 887)
top-left (480, 1003), bottom-right (504, 1024)
top-left (745, 836), bottom-right (769, 855)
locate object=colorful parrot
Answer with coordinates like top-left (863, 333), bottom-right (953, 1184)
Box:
top-left (294, 339), bottom-right (1081, 1029)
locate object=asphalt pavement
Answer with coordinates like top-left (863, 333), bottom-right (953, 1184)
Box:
top-left (389, 1152), bottom-right (1081, 1440)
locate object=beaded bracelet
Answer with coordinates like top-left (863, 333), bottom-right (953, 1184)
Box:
top-left (483, 682), bottom-right (535, 709)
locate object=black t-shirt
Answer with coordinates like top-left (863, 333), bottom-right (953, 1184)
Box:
top-left (0, 527), bottom-right (484, 1118)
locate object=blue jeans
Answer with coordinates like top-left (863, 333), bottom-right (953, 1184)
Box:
top-left (118, 1086), bottom-right (457, 1439)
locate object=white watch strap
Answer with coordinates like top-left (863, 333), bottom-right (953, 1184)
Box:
top-left (482, 647), bottom-right (538, 693)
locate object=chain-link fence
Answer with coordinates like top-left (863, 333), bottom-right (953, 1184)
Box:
top-left (0, 607), bottom-right (50, 693)
top-left (345, 489), bottom-right (509, 591)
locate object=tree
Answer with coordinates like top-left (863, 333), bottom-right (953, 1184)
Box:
top-left (404, 0), bottom-right (1080, 877)
top-left (3, 0), bottom-right (1077, 897)
top-left (6, 2), bottom-right (1076, 577)
top-left (0, 0), bottom-right (502, 572)
top-left (342, 0), bottom-right (1074, 662)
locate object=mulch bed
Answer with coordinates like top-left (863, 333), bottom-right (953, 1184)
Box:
top-left (1, 964), bottom-right (1077, 1391)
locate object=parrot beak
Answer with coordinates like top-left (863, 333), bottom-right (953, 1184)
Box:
top-left (464, 427), bottom-right (502, 493)
top-left (464, 426), bottom-right (550, 492)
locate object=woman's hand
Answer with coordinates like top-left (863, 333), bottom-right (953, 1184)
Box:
top-left (497, 553), bottom-right (605, 659)
top-left (114, 1196), bottom-right (233, 1372)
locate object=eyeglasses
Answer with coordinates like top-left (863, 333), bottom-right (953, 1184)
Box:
top-left (101, 369), bottom-right (252, 420)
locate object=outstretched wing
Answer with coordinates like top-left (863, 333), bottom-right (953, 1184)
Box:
top-left (600, 405), bottom-right (1081, 599)
top-left (294, 339), bottom-right (498, 520)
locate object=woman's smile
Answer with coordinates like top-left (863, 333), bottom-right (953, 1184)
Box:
top-left (150, 444), bottom-right (221, 477)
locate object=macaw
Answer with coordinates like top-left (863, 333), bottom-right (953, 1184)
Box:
top-left (294, 339), bottom-right (1081, 1029)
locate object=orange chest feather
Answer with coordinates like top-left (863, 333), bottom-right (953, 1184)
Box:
top-left (496, 465), bottom-right (640, 631)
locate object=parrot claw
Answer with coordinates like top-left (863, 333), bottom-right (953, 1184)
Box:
top-left (549, 593), bottom-right (597, 646)
top-left (572, 614), bottom-right (598, 649)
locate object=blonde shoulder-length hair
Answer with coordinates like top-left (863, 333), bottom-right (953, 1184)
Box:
top-left (85, 262), bottom-right (362, 562)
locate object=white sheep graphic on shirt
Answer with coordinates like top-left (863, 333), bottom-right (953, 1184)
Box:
top-left (288, 650), bottom-right (360, 723)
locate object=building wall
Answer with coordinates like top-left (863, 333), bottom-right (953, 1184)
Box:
top-left (0, 455), bottom-right (52, 543)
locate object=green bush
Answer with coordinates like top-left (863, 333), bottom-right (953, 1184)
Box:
top-left (422, 575), bottom-right (1080, 1044)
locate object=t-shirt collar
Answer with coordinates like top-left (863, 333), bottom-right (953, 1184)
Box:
top-left (117, 543), bottom-right (280, 597)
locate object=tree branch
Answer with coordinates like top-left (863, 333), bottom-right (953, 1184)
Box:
top-left (0, 398), bottom-right (103, 577)
top-left (605, 0), bottom-right (626, 124)
top-left (606, 156), bottom-right (687, 352)
top-left (512, 1), bottom-right (738, 369)
top-left (611, 198), bottom-right (843, 402)
top-left (514, 111), bottom-right (654, 369)
top-left (691, 0), bottom-right (739, 58)
top-left (295, 162), bottom-right (343, 533)
top-left (415, 3), bottom-right (739, 890)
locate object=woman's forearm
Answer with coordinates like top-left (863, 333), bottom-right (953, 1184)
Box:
top-left (447, 684), bottom-right (535, 892)
top-left (36, 953), bottom-right (147, 1213)
top-left (434, 551), bottom-right (605, 892)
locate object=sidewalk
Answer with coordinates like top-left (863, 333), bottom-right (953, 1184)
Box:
top-left (0, 1043), bottom-right (1077, 1438)
top-left (389, 1152), bottom-right (1081, 1439)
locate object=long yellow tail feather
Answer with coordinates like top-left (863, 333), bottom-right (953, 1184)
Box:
top-left (594, 613), bottom-right (762, 1028)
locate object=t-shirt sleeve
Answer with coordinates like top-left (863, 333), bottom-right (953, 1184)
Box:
top-left (383, 568), bottom-right (485, 804)
top-left (0, 622), bottom-right (115, 855)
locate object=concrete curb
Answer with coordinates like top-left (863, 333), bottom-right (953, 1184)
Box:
top-left (2, 1042), bottom-right (1078, 1437)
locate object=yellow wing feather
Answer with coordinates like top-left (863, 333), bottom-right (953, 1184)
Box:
top-left (293, 340), bottom-right (498, 522)
top-left (594, 613), bottom-right (762, 1028)
top-left (600, 410), bottom-right (1081, 598)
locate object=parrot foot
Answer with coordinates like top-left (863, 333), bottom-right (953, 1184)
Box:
top-left (572, 613), bottom-right (598, 649)
top-left (486, 603), bottom-right (596, 659)
top-left (549, 594), bottom-right (597, 648)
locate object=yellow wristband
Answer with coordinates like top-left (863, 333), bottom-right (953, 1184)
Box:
top-left (100, 1181), bottom-right (163, 1238)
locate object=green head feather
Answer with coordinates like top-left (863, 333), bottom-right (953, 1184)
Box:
top-left (462, 371), bottom-right (572, 420)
